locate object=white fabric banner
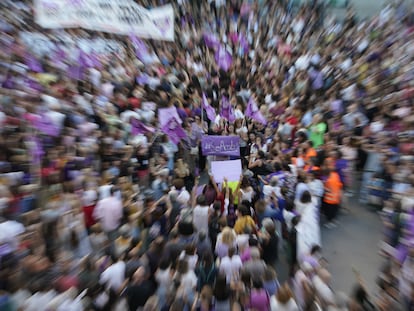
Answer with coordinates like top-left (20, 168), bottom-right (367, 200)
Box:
top-left (19, 32), bottom-right (125, 57)
top-left (34, 0), bottom-right (175, 41)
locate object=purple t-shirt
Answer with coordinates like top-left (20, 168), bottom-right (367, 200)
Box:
top-left (249, 289), bottom-right (270, 311)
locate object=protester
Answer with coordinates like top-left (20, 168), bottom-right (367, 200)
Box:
top-left (1, 0), bottom-right (414, 310)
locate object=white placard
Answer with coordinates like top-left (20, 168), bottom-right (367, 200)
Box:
top-left (211, 160), bottom-right (242, 183)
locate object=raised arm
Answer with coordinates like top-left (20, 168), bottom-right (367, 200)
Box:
top-left (209, 174), bottom-right (220, 194)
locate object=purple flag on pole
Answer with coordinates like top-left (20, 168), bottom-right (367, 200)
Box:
top-left (215, 45), bottom-right (232, 71)
top-left (203, 33), bottom-right (220, 50)
top-left (246, 97), bottom-right (267, 125)
top-left (220, 96), bottom-right (235, 123)
top-left (24, 53), bottom-right (43, 73)
top-left (130, 117), bottom-right (155, 135)
top-left (32, 114), bottom-right (60, 137)
top-left (158, 107), bottom-right (182, 128)
top-left (202, 93), bottom-right (216, 121)
top-left (129, 34), bottom-right (149, 63)
top-left (161, 117), bottom-right (187, 145)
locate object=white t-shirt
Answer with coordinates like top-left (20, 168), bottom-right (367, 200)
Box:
top-left (100, 261), bottom-right (126, 292)
top-left (270, 296), bottom-right (299, 311)
top-left (193, 205), bottom-right (209, 233)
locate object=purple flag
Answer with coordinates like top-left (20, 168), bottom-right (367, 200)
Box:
top-left (246, 97), bottom-right (267, 125)
top-left (202, 93), bottom-right (216, 121)
top-left (203, 33), bottom-right (220, 50)
top-left (136, 73), bottom-right (149, 85)
top-left (220, 96), bottom-right (235, 123)
top-left (78, 49), bottom-right (92, 68)
top-left (201, 136), bottom-right (240, 156)
top-left (130, 117), bottom-right (155, 135)
top-left (158, 107), bottom-right (182, 128)
top-left (215, 45), bottom-right (232, 71)
top-left (25, 78), bottom-right (43, 92)
top-left (32, 114), bottom-right (60, 137)
top-left (129, 34), bottom-right (149, 63)
top-left (161, 117), bottom-right (187, 145)
top-left (24, 53), bottom-right (43, 73)
top-left (89, 52), bottom-right (102, 69)
top-left (68, 64), bottom-right (84, 80)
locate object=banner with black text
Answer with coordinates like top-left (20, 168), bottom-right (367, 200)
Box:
top-left (34, 0), bottom-right (174, 41)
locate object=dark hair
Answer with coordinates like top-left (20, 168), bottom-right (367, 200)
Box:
top-left (214, 273), bottom-right (230, 300)
top-left (201, 252), bottom-right (214, 267)
top-left (252, 279), bottom-right (263, 289)
top-left (158, 258), bottom-right (170, 270)
top-left (196, 195), bottom-right (206, 205)
top-left (310, 245), bottom-right (321, 255)
top-left (257, 150), bottom-right (265, 159)
top-left (238, 204), bottom-right (250, 216)
top-left (228, 247), bottom-right (236, 257)
top-left (240, 176), bottom-right (250, 188)
top-left (300, 191), bottom-right (312, 204)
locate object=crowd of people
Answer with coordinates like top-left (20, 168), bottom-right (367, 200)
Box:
top-left (1, 0), bottom-right (414, 310)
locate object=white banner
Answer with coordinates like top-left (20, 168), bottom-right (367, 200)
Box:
top-left (34, 0), bottom-right (175, 41)
top-left (19, 32), bottom-right (125, 58)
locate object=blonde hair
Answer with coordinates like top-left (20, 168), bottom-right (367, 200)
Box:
top-left (221, 227), bottom-right (236, 246)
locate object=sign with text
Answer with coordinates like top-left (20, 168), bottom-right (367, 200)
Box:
top-left (34, 0), bottom-right (174, 41)
top-left (201, 136), bottom-right (240, 157)
top-left (211, 160), bottom-right (242, 183)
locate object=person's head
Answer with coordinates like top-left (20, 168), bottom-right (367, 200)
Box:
top-left (300, 190), bottom-right (312, 204)
top-left (196, 194), bottom-right (206, 206)
top-left (201, 252), bottom-right (214, 267)
top-left (176, 259), bottom-right (189, 275)
top-left (269, 176), bottom-right (279, 187)
top-left (240, 176), bottom-right (250, 188)
top-left (198, 230), bottom-right (207, 242)
top-left (238, 204), bottom-right (251, 217)
top-left (228, 247), bottom-right (236, 258)
top-left (185, 244), bottom-right (196, 256)
top-left (214, 273), bottom-right (228, 294)
top-left (255, 200), bottom-right (266, 214)
top-left (221, 227), bottom-right (236, 246)
top-left (257, 150), bottom-right (265, 159)
top-left (158, 258), bottom-right (170, 271)
top-left (263, 266), bottom-right (277, 282)
top-left (276, 283), bottom-right (294, 304)
top-left (310, 245), bottom-right (322, 257)
top-left (262, 218), bottom-right (276, 234)
top-left (297, 170), bottom-right (307, 183)
top-left (252, 278), bottom-right (264, 289)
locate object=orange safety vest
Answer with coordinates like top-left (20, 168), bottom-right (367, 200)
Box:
top-left (305, 148), bottom-right (317, 162)
top-left (304, 165), bottom-right (320, 172)
top-left (323, 172), bottom-right (343, 204)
